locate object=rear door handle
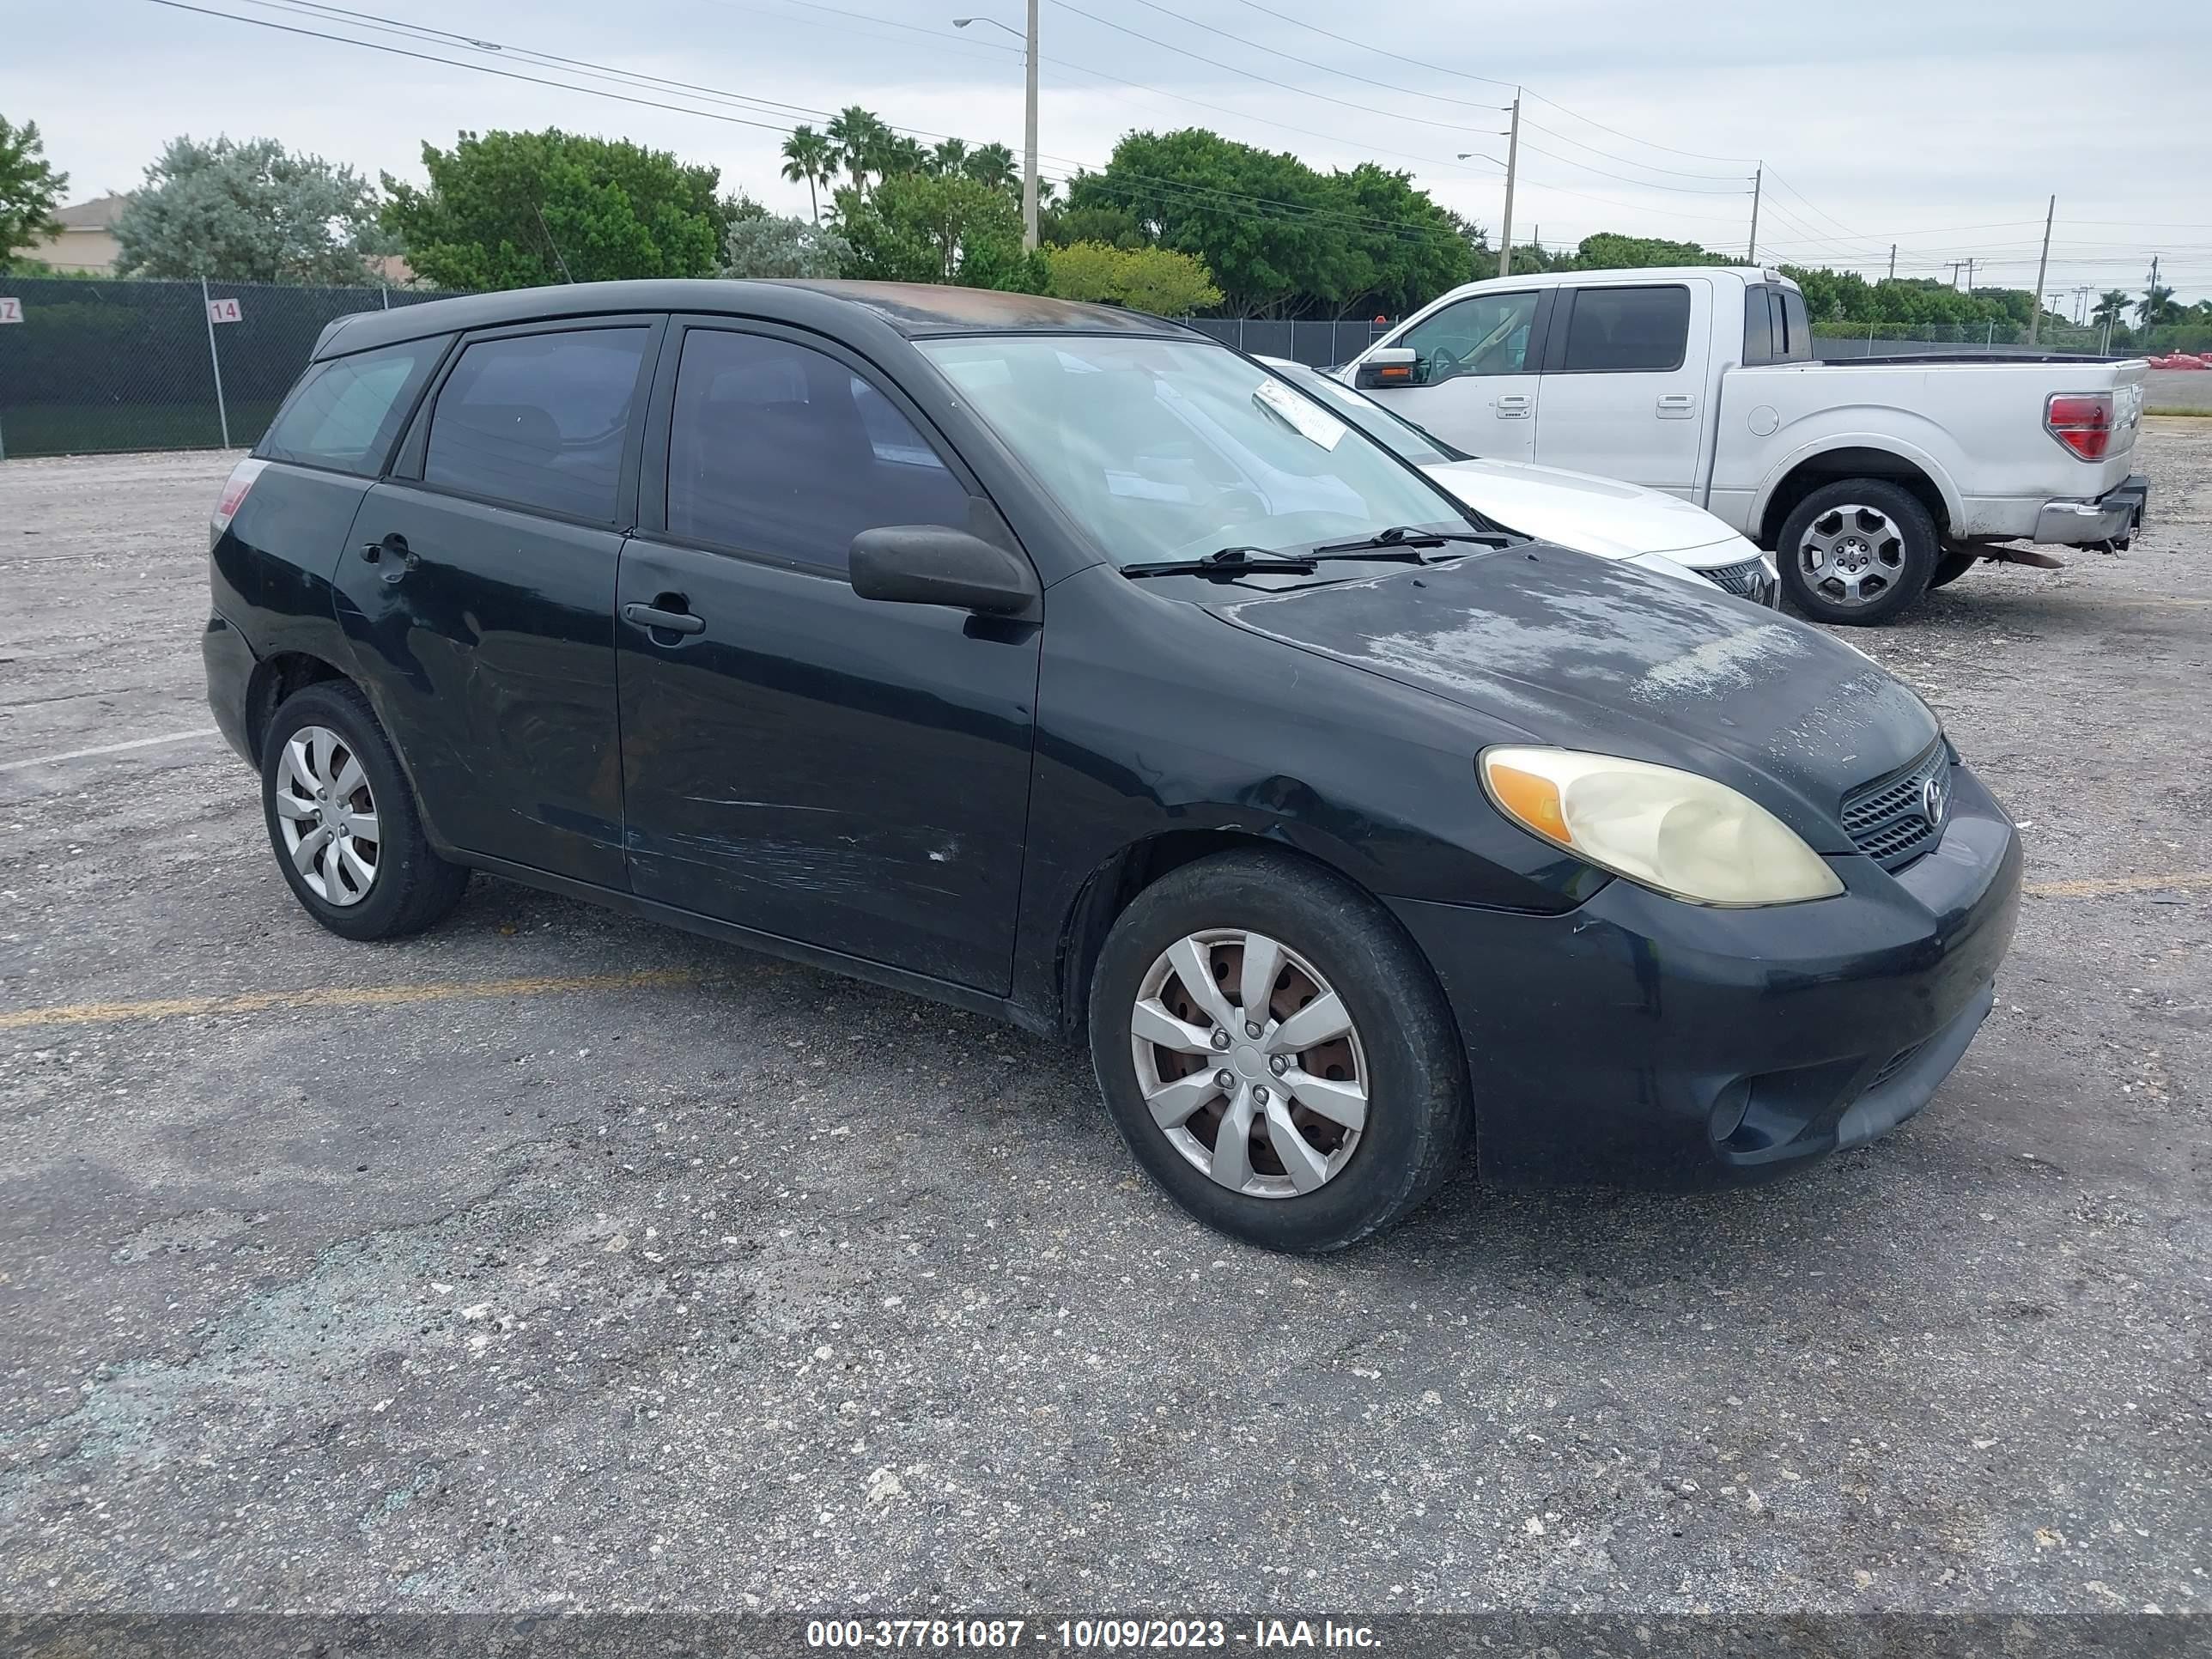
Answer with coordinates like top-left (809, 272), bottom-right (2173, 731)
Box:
top-left (622, 601), bottom-right (707, 637)
top-left (1656, 394), bottom-right (1697, 418)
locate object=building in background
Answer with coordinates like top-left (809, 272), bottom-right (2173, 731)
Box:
top-left (23, 194), bottom-right (131, 275)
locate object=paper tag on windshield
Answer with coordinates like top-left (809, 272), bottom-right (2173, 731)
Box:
top-left (1252, 375), bottom-right (1347, 450)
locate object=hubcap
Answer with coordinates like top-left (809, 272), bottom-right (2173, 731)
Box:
top-left (1128, 929), bottom-right (1369, 1200)
top-left (1799, 504), bottom-right (1905, 608)
top-left (272, 725), bottom-right (380, 907)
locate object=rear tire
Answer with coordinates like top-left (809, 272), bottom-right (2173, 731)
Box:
top-left (1087, 850), bottom-right (1469, 1252)
top-left (1778, 478), bottom-right (1939, 626)
top-left (261, 680), bottom-right (468, 942)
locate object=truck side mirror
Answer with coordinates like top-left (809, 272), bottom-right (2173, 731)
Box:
top-left (1353, 348), bottom-right (1419, 391)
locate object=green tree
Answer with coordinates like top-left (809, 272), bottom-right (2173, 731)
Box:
top-left (1042, 202), bottom-right (1149, 250)
top-left (826, 106), bottom-right (892, 196)
top-left (2139, 280), bottom-right (2179, 327)
top-left (113, 134), bottom-right (392, 283)
top-left (0, 114), bottom-right (68, 269)
top-left (1044, 240), bottom-right (1221, 313)
top-left (781, 125), bottom-right (835, 223)
top-left (2091, 289), bottom-right (2130, 331)
top-left (722, 211), bottom-right (849, 279)
top-left (964, 143), bottom-right (1018, 192)
top-left (382, 129), bottom-right (727, 290)
top-left (835, 171), bottom-right (1044, 291)
top-left (928, 137), bottom-right (970, 178)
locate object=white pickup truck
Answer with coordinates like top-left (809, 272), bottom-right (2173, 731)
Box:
top-left (1342, 265), bottom-right (2151, 623)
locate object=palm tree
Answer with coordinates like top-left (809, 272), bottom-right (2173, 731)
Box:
top-left (878, 134), bottom-right (927, 180)
top-left (781, 125), bottom-right (835, 223)
top-left (963, 143), bottom-right (1017, 192)
top-left (928, 137), bottom-right (970, 179)
top-left (2138, 280), bottom-right (2179, 328)
top-left (2091, 289), bottom-right (2130, 331)
top-left (826, 106), bottom-right (891, 197)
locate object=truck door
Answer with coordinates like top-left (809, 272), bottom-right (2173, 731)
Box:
top-left (1532, 282), bottom-right (1711, 498)
top-left (1361, 289), bottom-right (1545, 463)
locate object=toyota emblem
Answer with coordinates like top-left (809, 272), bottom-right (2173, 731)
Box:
top-left (1922, 775), bottom-right (1946, 824)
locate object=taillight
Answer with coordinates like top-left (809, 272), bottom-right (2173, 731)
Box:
top-left (210, 457), bottom-right (268, 545)
top-left (2045, 392), bottom-right (2112, 461)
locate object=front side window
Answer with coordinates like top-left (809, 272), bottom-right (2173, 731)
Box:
top-left (423, 327), bottom-right (652, 521)
top-left (258, 336), bottom-right (447, 475)
top-left (1558, 286), bottom-right (1692, 373)
top-left (920, 335), bottom-right (1468, 568)
top-left (1266, 360), bottom-right (1462, 465)
top-left (665, 330), bottom-right (968, 571)
top-left (1399, 291), bottom-right (1539, 385)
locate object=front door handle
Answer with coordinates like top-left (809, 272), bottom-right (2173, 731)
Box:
top-left (361, 534), bottom-right (418, 579)
top-left (622, 601), bottom-right (707, 637)
top-left (1495, 394), bottom-right (1533, 419)
top-left (1656, 393), bottom-right (1697, 418)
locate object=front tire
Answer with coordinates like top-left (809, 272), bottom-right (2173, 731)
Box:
top-left (1087, 850), bottom-right (1469, 1252)
top-left (261, 680), bottom-right (467, 941)
top-left (1778, 478), bottom-right (1939, 626)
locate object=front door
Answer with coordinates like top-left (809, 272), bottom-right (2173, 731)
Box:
top-left (334, 319), bottom-right (660, 889)
top-left (1531, 281), bottom-right (1710, 497)
top-left (1362, 289), bottom-right (1544, 462)
top-left (616, 321), bottom-right (1040, 994)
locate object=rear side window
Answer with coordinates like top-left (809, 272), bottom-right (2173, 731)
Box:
top-left (424, 327), bottom-right (652, 522)
top-left (258, 337), bottom-right (447, 475)
top-left (1558, 285), bottom-right (1691, 372)
top-left (665, 330), bottom-right (969, 573)
top-left (1777, 289), bottom-right (1812, 362)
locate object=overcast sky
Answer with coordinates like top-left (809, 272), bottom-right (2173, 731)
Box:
top-left (6, 0), bottom-right (2209, 307)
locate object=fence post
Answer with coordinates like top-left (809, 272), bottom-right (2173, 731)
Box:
top-left (200, 275), bottom-right (233, 450)
top-left (1985, 321), bottom-right (1994, 347)
top-left (1237, 318), bottom-right (1245, 353)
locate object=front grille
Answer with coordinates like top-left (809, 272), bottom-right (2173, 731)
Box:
top-left (1840, 740), bottom-right (1953, 872)
top-left (1699, 556), bottom-right (1777, 606)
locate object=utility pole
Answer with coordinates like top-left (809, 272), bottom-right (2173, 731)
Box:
top-left (1887, 244), bottom-right (1896, 281)
top-left (1747, 164), bottom-right (1762, 264)
top-left (2029, 195), bottom-right (2054, 343)
top-left (1497, 89), bottom-right (1521, 278)
top-left (1965, 257), bottom-right (1974, 294)
top-left (1021, 0), bottom-right (1039, 252)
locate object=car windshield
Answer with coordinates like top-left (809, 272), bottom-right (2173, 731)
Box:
top-left (1262, 359), bottom-right (1469, 466)
top-left (917, 334), bottom-right (1472, 567)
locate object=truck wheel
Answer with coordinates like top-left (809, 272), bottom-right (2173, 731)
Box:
top-left (1778, 480), bottom-right (1938, 626)
top-left (1087, 849), bottom-right (1470, 1253)
top-left (1929, 551), bottom-right (1978, 590)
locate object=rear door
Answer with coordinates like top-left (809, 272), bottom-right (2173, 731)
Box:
top-left (615, 319), bottom-right (1040, 993)
top-left (334, 316), bottom-right (662, 890)
top-left (1363, 288), bottom-right (1547, 461)
top-left (1532, 281), bottom-right (1711, 497)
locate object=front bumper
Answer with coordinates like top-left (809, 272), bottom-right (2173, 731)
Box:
top-left (2034, 472), bottom-right (2149, 548)
top-left (1388, 760), bottom-right (2023, 1188)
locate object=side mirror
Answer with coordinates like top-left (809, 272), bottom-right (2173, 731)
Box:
top-left (1353, 347), bottom-right (1419, 391)
top-left (850, 525), bottom-right (1040, 617)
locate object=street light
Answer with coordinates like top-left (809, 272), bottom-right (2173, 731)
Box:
top-left (953, 7), bottom-right (1040, 253)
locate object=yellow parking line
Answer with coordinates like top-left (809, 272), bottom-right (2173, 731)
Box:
top-left (0, 969), bottom-right (702, 1032)
top-left (2024, 872), bottom-right (2212, 898)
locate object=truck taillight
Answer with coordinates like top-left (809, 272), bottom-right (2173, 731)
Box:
top-left (210, 457), bottom-right (267, 545)
top-left (2045, 392), bottom-right (2113, 461)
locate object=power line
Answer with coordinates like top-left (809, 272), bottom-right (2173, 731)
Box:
top-left (1118, 0), bottom-right (1509, 114)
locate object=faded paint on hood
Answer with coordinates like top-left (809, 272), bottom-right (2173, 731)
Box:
top-left (1207, 545), bottom-right (1937, 850)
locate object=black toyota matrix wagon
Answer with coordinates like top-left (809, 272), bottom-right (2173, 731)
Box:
top-left (204, 280), bottom-right (2022, 1251)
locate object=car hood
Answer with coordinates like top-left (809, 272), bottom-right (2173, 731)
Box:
top-left (1421, 458), bottom-right (1747, 562)
top-left (1206, 546), bottom-right (1937, 851)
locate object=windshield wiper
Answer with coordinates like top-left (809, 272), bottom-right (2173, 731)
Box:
top-left (1121, 546), bottom-right (1320, 580)
top-left (1311, 526), bottom-right (1512, 556)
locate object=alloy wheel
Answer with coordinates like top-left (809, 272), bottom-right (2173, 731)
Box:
top-left (1798, 504), bottom-right (1906, 608)
top-left (1127, 928), bottom-right (1369, 1199)
top-left (272, 725), bottom-right (380, 906)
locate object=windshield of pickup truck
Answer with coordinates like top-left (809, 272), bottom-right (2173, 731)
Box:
top-left (1262, 359), bottom-right (1470, 467)
top-left (919, 335), bottom-right (1470, 567)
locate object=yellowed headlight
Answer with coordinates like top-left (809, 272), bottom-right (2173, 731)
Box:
top-left (1480, 747), bottom-right (1844, 907)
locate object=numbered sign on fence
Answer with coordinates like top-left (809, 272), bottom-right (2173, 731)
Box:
top-left (207, 297), bottom-right (243, 325)
top-left (0, 298), bottom-right (22, 324)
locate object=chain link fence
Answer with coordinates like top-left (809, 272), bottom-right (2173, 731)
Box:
top-left (0, 276), bottom-right (453, 460)
top-left (1180, 317), bottom-right (1392, 368)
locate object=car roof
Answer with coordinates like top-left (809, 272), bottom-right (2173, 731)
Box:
top-left (312, 278), bottom-right (1193, 362)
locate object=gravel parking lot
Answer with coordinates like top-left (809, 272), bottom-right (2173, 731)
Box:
top-left (2, 426), bottom-right (2207, 1620)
